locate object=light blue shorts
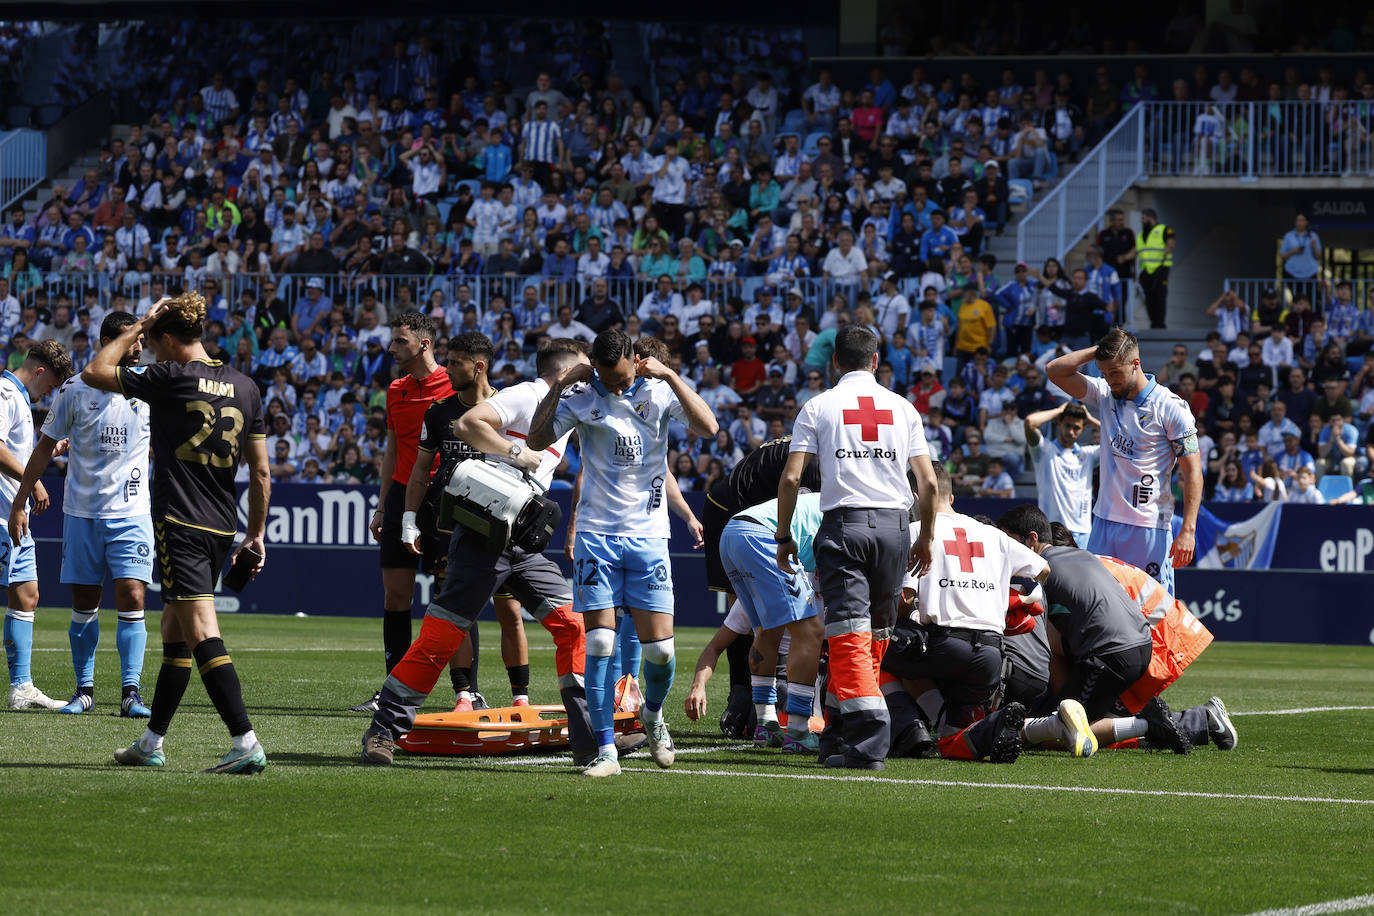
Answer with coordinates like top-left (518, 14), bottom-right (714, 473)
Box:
top-left (573, 532), bottom-right (675, 615)
top-left (1087, 517), bottom-right (1174, 596)
top-left (61, 514), bottom-right (155, 585)
top-left (719, 519), bottom-right (817, 632)
top-left (0, 526), bottom-right (36, 587)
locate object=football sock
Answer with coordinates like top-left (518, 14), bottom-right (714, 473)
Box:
top-left (450, 667), bottom-right (471, 694)
top-left (466, 623), bottom-right (480, 691)
top-left (640, 636), bottom-right (675, 716)
top-left (137, 727), bottom-right (164, 754)
top-left (193, 637), bottom-right (252, 737)
top-left (507, 664), bottom-right (530, 700)
top-left (615, 613), bottom-right (641, 682)
top-left (69, 608), bottom-right (100, 687)
top-left (1112, 717), bottom-right (1150, 741)
top-left (1021, 715), bottom-right (1061, 745)
top-left (4, 608), bottom-right (34, 686)
top-left (231, 729), bottom-right (259, 753)
top-left (122, 684), bottom-right (139, 700)
top-left (115, 610), bottom-right (147, 687)
top-left (585, 626), bottom-right (616, 751)
top-left (751, 674), bottom-right (778, 723)
top-left (785, 682), bottom-right (815, 735)
top-left (382, 609), bottom-right (412, 673)
top-left (725, 631), bottom-right (753, 691)
top-left (148, 642), bottom-right (193, 737)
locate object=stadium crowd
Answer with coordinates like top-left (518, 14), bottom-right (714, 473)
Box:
top-left (0, 32), bottom-right (1370, 505)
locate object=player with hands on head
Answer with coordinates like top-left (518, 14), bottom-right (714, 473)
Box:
top-left (10, 312), bottom-right (153, 716)
top-left (86, 292), bottom-right (272, 774)
top-left (1046, 327), bottom-right (1201, 594)
top-left (528, 328), bottom-right (718, 777)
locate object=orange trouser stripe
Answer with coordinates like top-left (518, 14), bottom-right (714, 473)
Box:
top-left (826, 632), bottom-right (882, 702)
top-left (937, 730), bottom-right (978, 760)
top-left (390, 614), bottom-right (467, 696)
top-left (540, 603), bottom-right (585, 678)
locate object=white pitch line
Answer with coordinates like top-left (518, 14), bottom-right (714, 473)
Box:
top-left (1240, 893), bottom-right (1374, 916)
top-left (617, 766), bottom-right (1374, 806)
top-left (407, 743), bottom-right (750, 768)
top-left (30, 645), bottom-right (709, 653)
top-left (1230, 706), bottom-right (1374, 717)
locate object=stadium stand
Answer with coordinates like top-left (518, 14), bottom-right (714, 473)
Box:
top-left (1, 17), bottom-right (1372, 506)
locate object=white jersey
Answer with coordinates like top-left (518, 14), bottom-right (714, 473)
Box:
top-left (1032, 437), bottom-right (1100, 535)
top-left (724, 599), bottom-right (793, 653)
top-left (486, 378), bottom-right (574, 490)
top-left (902, 512), bottom-right (1047, 633)
top-left (553, 375), bottom-right (686, 538)
top-left (41, 373), bottom-right (152, 519)
top-left (790, 369), bottom-right (927, 512)
top-left (0, 370), bottom-right (33, 514)
top-left (1081, 374), bottom-right (1196, 531)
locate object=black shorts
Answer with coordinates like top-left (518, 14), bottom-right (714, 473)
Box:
top-left (1058, 643), bottom-right (1152, 721)
top-left (702, 494), bottom-right (737, 593)
top-left (155, 520), bottom-right (234, 603)
top-left (379, 482), bottom-right (420, 570)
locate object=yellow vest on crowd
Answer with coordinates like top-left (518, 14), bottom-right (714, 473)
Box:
top-left (1138, 223), bottom-right (1172, 274)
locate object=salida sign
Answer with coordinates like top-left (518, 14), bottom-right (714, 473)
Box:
top-left (1297, 192), bottom-right (1374, 227)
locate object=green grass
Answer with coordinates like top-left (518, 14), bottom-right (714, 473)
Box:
top-left (3, 612), bottom-right (1373, 915)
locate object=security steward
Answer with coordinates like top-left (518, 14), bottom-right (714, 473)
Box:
top-left (776, 326), bottom-right (938, 770)
top-left (1137, 207), bottom-right (1174, 329)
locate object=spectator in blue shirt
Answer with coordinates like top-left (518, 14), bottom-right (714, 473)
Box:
top-left (918, 210), bottom-right (958, 262)
top-left (1280, 212), bottom-right (1322, 281)
top-left (292, 278), bottom-right (333, 342)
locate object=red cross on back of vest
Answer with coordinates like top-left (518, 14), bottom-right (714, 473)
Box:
top-left (943, 527), bottom-right (985, 573)
top-left (842, 395), bottom-right (894, 442)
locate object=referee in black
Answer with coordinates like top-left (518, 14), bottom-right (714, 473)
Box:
top-left (86, 291), bottom-right (272, 775)
top-left (775, 326), bottom-right (937, 769)
top-left (702, 435), bottom-right (821, 737)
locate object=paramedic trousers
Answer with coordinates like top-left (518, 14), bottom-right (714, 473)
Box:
top-left (815, 507), bottom-right (910, 765)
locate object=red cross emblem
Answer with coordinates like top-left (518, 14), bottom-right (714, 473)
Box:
top-left (943, 527), bottom-right (985, 573)
top-left (841, 396), bottom-right (893, 442)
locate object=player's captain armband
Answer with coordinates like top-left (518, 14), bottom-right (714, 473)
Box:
top-left (1173, 433), bottom-right (1199, 457)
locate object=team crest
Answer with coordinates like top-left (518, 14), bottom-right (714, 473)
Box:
top-left (1215, 530), bottom-right (1256, 569)
top-left (632, 400), bottom-right (651, 422)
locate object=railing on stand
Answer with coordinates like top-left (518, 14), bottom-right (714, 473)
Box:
top-left (0, 129), bottom-right (47, 214)
top-left (1142, 101), bottom-right (1374, 180)
top-left (1220, 276), bottom-right (1374, 312)
top-left (1016, 105), bottom-right (1146, 275)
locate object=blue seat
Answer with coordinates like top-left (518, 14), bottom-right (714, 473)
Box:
top-left (781, 108), bottom-right (807, 133)
top-left (802, 131), bottom-right (829, 158)
top-left (1317, 474), bottom-right (1353, 501)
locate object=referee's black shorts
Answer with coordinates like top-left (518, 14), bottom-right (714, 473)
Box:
top-left (702, 494), bottom-right (737, 593)
top-left (155, 519), bottom-right (234, 603)
top-left (379, 482), bottom-right (420, 570)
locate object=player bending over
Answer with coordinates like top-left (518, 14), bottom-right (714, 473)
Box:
top-left (10, 314), bottom-right (152, 716)
top-left (724, 491), bottom-right (826, 753)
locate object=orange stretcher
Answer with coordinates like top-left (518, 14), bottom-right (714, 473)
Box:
top-left (397, 705), bottom-right (644, 757)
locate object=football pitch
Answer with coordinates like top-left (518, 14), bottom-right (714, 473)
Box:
top-left (2, 612), bottom-right (1372, 915)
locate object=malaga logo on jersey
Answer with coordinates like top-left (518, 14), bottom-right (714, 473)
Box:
top-left (102, 424), bottom-right (129, 449)
top-left (613, 434), bottom-right (644, 463)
